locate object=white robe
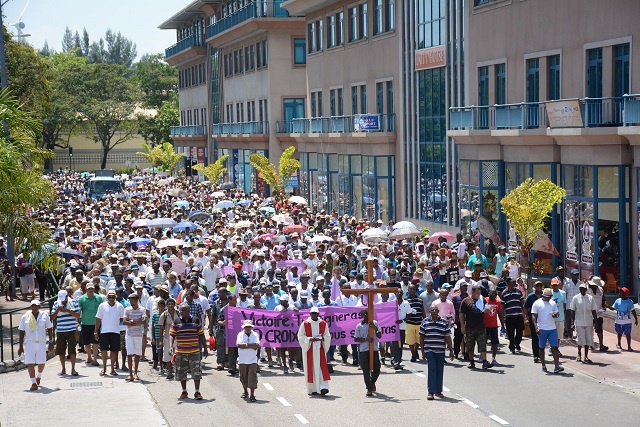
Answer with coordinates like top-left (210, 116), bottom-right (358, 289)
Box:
top-left (297, 317), bottom-right (331, 394)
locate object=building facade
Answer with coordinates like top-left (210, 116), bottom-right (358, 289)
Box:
top-left (448, 0), bottom-right (640, 298)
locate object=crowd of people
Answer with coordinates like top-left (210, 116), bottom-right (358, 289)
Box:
top-left (13, 170), bottom-right (639, 400)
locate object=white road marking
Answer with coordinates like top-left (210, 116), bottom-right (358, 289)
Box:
top-left (410, 369), bottom-right (426, 378)
top-left (294, 414), bottom-right (310, 424)
top-left (263, 383), bottom-right (275, 391)
top-left (463, 399), bottom-right (479, 409)
top-left (277, 397), bottom-right (292, 407)
top-left (489, 414), bottom-right (510, 426)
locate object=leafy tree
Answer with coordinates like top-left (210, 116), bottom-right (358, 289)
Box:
top-left (500, 178), bottom-right (566, 288)
top-left (61, 27), bottom-right (137, 68)
top-left (137, 98), bottom-right (179, 146)
top-left (67, 62), bottom-right (140, 169)
top-left (133, 54), bottom-right (178, 109)
top-left (158, 141), bottom-right (184, 172)
top-left (249, 147), bottom-right (301, 198)
top-left (136, 142), bottom-right (163, 168)
top-left (0, 89), bottom-right (57, 298)
top-left (38, 41), bottom-right (54, 57)
top-left (194, 154), bottom-right (229, 184)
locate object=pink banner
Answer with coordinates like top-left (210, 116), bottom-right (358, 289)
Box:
top-left (276, 259), bottom-right (304, 270)
top-left (225, 302), bottom-right (400, 348)
top-left (221, 263), bottom-right (254, 277)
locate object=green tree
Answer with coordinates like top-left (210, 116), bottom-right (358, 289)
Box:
top-left (67, 62), bottom-right (140, 169)
top-left (500, 178), bottom-right (566, 288)
top-left (0, 89), bottom-right (57, 298)
top-left (133, 53), bottom-right (178, 109)
top-left (249, 147), bottom-right (301, 198)
top-left (137, 98), bottom-right (179, 146)
top-left (194, 154), bottom-right (229, 184)
top-left (158, 141), bottom-right (185, 172)
top-left (61, 27), bottom-right (137, 68)
top-left (136, 142), bottom-right (163, 168)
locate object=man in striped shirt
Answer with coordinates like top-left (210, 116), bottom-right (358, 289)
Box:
top-left (51, 289), bottom-right (80, 376)
top-left (419, 305), bottom-right (454, 400)
top-left (501, 278), bottom-right (527, 353)
top-left (170, 303), bottom-right (208, 400)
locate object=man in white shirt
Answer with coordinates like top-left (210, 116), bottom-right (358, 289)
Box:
top-left (531, 288), bottom-right (563, 374)
top-left (392, 289), bottom-right (415, 370)
top-left (236, 320), bottom-right (260, 401)
top-left (193, 248), bottom-right (210, 270)
top-left (202, 258), bottom-right (222, 292)
top-left (18, 300), bottom-right (54, 390)
top-left (95, 290), bottom-right (125, 375)
top-left (570, 283), bottom-right (597, 363)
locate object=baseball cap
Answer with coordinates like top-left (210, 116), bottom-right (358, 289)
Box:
top-left (578, 283), bottom-right (588, 289)
top-left (57, 289), bottom-right (67, 303)
top-left (30, 299), bottom-right (41, 306)
top-left (570, 269), bottom-right (579, 275)
top-left (619, 287), bottom-right (630, 296)
top-left (242, 320), bottom-right (254, 328)
top-left (300, 290), bottom-right (308, 298)
top-left (550, 278), bottom-right (560, 285)
top-left (310, 306), bottom-right (319, 313)
top-left (464, 271), bottom-right (473, 278)
top-left (542, 288), bottom-right (553, 297)
top-left (279, 294), bottom-right (290, 302)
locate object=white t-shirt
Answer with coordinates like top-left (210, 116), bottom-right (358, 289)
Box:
top-left (96, 301), bottom-right (125, 334)
top-left (236, 330), bottom-right (260, 364)
top-left (18, 311), bottom-right (52, 342)
top-left (531, 299), bottom-right (558, 331)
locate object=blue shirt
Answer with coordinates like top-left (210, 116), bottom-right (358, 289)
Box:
top-left (260, 294), bottom-right (279, 310)
top-left (551, 290), bottom-right (566, 322)
top-left (612, 298), bottom-right (635, 325)
top-left (355, 320), bottom-right (380, 352)
top-left (51, 299), bottom-right (80, 333)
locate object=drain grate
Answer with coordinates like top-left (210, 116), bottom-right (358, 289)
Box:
top-left (70, 381), bottom-right (103, 388)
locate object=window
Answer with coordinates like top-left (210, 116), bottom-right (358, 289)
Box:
top-left (349, 7), bottom-right (357, 42)
top-left (327, 15), bottom-right (336, 48)
top-left (352, 86), bottom-right (358, 115)
top-left (352, 84), bottom-right (366, 114)
top-left (385, 0), bottom-right (395, 31)
top-left (331, 88), bottom-right (344, 116)
top-left (376, 80), bottom-right (394, 119)
top-left (526, 58), bottom-right (539, 102)
top-left (244, 47), bottom-right (251, 71)
top-left (259, 99), bottom-right (268, 124)
top-left (478, 66), bottom-right (489, 105)
top-left (495, 63), bottom-right (506, 105)
top-left (249, 44), bottom-right (255, 70)
top-left (226, 104), bottom-right (232, 123)
top-left (283, 98), bottom-right (305, 122)
top-left (238, 48), bottom-right (244, 73)
top-left (317, 19), bottom-right (324, 51)
top-left (375, 0), bottom-right (383, 35)
top-left (236, 103), bottom-right (243, 122)
top-left (360, 85), bottom-right (367, 113)
top-left (587, 48), bottom-right (602, 98)
top-left (311, 92), bottom-right (317, 118)
top-left (234, 50), bottom-right (239, 74)
top-left (386, 81), bottom-right (393, 116)
top-left (247, 101), bottom-right (256, 122)
top-left (377, 82), bottom-right (384, 113)
top-left (359, 3), bottom-right (368, 39)
top-left (293, 38), bottom-right (306, 64)
top-left (336, 11), bottom-right (344, 45)
top-left (614, 43), bottom-right (630, 98)
top-left (417, 0), bottom-right (444, 49)
top-left (547, 55), bottom-right (560, 100)
top-left (307, 19), bottom-right (323, 53)
top-left (256, 40), bottom-right (268, 68)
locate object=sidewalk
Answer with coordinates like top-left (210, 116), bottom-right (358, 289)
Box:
top-left (514, 328), bottom-right (640, 393)
top-left (0, 355), bottom-right (168, 427)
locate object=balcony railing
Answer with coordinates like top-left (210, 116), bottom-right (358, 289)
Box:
top-left (207, 1), bottom-right (293, 39)
top-left (450, 95), bottom-right (640, 130)
top-left (213, 121), bottom-right (269, 135)
top-left (170, 125), bottom-right (206, 136)
top-left (276, 114), bottom-right (395, 133)
top-left (165, 35), bottom-right (206, 59)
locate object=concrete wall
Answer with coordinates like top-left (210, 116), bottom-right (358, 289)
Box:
top-left (465, 0), bottom-right (640, 105)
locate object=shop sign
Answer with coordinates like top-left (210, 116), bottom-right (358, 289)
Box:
top-left (355, 114), bottom-right (381, 131)
top-left (415, 45), bottom-right (446, 70)
top-left (545, 99), bottom-right (584, 128)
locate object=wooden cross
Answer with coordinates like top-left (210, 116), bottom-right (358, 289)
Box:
top-left (340, 260), bottom-right (397, 371)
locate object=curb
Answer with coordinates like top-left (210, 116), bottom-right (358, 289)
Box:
top-left (0, 352), bottom-right (56, 374)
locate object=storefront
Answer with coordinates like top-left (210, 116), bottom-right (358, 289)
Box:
top-left (216, 148), bottom-right (268, 195)
top-left (299, 152), bottom-right (395, 223)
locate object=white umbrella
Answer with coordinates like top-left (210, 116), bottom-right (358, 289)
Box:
top-left (362, 228), bottom-right (389, 244)
top-left (272, 214), bottom-right (294, 225)
top-left (392, 220), bottom-right (417, 230)
top-left (235, 220), bottom-right (253, 229)
top-left (388, 227), bottom-right (422, 240)
top-left (157, 238), bottom-right (186, 249)
top-left (214, 200), bottom-right (234, 210)
top-left (212, 191), bottom-right (225, 198)
top-left (289, 195), bottom-right (308, 205)
top-left (147, 218), bottom-right (178, 228)
top-left (309, 234), bottom-right (333, 243)
top-left (157, 179), bottom-right (169, 186)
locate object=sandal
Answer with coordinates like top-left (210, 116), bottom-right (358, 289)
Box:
top-left (583, 358), bottom-right (593, 364)
top-left (249, 396), bottom-right (256, 402)
top-left (99, 370), bottom-right (106, 376)
top-left (58, 371), bottom-right (66, 376)
top-left (194, 391), bottom-right (203, 400)
top-left (179, 391), bottom-right (188, 399)
top-left (71, 371), bottom-right (79, 376)
top-left (111, 371), bottom-right (118, 376)
top-left (427, 394), bottom-right (434, 400)
top-left (241, 392), bottom-right (249, 398)
top-left (576, 356), bottom-right (582, 363)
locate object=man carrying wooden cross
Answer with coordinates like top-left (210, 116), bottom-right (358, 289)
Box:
top-left (354, 308), bottom-right (382, 396)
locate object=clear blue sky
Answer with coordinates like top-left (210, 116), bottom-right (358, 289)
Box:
top-left (3, 0), bottom-right (180, 58)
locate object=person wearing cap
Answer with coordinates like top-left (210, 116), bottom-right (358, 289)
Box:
top-left (550, 278), bottom-right (567, 355)
top-left (237, 319), bottom-right (260, 402)
top-left (123, 292), bottom-right (147, 381)
top-left (95, 290), bottom-right (126, 376)
top-left (587, 276), bottom-right (609, 352)
top-left (501, 277), bottom-right (527, 354)
top-left (77, 284), bottom-right (104, 367)
top-left (170, 303), bottom-right (208, 400)
top-left (564, 269), bottom-right (582, 338)
top-left (419, 304), bottom-right (454, 400)
top-left (607, 287), bottom-right (638, 351)
top-left (51, 289), bottom-right (81, 376)
top-left (459, 284), bottom-right (492, 370)
top-left (531, 288), bottom-right (564, 373)
top-left (505, 253), bottom-right (521, 281)
top-left (570, 282), bottom-right (597, 363)
top-left (18, 299), bottom-right (54, 390)
top-left (297, 306), bottom-right (331, 396)
top-left (524, 281), bottom-right (544, 363)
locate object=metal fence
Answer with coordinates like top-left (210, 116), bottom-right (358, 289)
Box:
top-left (276, 114), bottom-right (396, 133)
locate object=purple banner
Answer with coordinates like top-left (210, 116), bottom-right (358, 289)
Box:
top-left (276, 259), bottom-right (304, 270)
top-left (225, 302), bottom-right (400, 348)
top-left (221, 263), bottom-right (254, 277)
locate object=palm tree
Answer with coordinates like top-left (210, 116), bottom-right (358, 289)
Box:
top-left (249, 147), bottom-right (301, 198)
top-left (136, 142), bottom-right (163, 168)
top-left (194, 154), bottom-right (229, 185)
top-left (0, 89), bottom-right (57, 299)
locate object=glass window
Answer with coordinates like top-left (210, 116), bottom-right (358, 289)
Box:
top-left (614, 43), bottom-right (630, 98)
top-left (495, 63), bottom-right (506, 105)
top-left (598, 167), bottom-right (619, 199)
top-left (377, 82), bottom-right (384, 114)
top-left (318, 91), bottom-right (323, 117)
top-left (349, 7), bottom-right (357, 42)
top-left (308, 22), bottom-right (315, 53)
top-left (548, 54), bottom-right (560, 100)
top-left (526, 58), bottom-right (539, 102)
top-left (377, 178), bottom-right (390, 222)
top-left (293, 38), bottom-right (306, 64)
top-left (587, 48), bottom-right (603, 98)
top-left (360, 3), bottom-right (368, 39)
top-left (337, 11), bottom-right (344, 45)
top-left (352, 86), bottom-right (358, 115)
top-left (386, 0), bottom-right (395, 31)
top-left (374, 0), bottom-right (383, 35)
top-left (338, 88), bottom-right (343, 116)
top-left (330, 89), bottom-right (336, 116)
top-left (478, 66), bottom-right (489, 105)
top-left (360, 85), bottom-right (367, 114)
top-left (310, 92), bottom-right (317, 118)
top-left (317, 19), bottom-right (324, 51)
top-left (327, 15), bottom-right (336, 48)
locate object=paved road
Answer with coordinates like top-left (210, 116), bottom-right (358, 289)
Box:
top-left (1, 333), bottom-right (638, 426)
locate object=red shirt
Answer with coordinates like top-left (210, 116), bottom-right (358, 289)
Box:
top-left (483, 297), bottom-right (502, 328)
